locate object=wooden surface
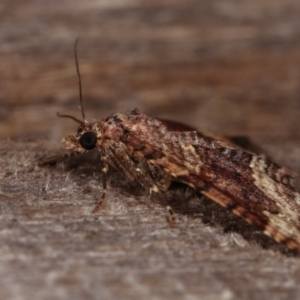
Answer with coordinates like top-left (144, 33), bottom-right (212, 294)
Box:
top-left (1, 1), bottom-right (300, 299)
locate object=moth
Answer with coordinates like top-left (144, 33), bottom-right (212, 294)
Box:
top-left (58, 41), bottom-right (300, 251)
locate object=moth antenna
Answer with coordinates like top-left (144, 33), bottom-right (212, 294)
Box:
top-left (74, 38), bottom-right (85, 120)
top-left (57, 112), bottom-right (84, 125)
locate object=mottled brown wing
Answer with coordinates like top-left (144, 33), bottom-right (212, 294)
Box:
top-left (162, 131), bottom-right (300, 250)
top-left (118, 110), bottom-right (300, 250)
top-left (159, 118), bottom-right (266, 155)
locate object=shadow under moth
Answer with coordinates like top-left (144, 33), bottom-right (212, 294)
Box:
top-left (58, 41), bottom-right (300, 251)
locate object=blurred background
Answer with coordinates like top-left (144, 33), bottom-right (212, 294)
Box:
top-left (1, 0), bottom-right (299, 154)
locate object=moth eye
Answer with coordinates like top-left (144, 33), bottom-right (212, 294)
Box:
top-left (79, 132), bottom-right (97, 150)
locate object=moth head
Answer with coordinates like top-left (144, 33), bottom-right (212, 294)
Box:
top-left (58, 115), bottom-right (99, 152)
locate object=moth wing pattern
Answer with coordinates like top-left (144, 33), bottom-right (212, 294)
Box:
top-left (147, 162), bottom-right (172, 192)
top-left (119, 110), bottom-right (300, 250)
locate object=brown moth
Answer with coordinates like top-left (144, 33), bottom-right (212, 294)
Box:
top-left (59, 41), bottom-right (300, 251)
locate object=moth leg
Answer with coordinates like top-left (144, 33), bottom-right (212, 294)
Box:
top-left (109, 147), bottom-right (159, 194)
top-left (147, 163), bottom-right (172, 192)
top-left (131, 161), bottom-right (177, 227)
top-left (105, 145), bottom-right (177, 225)
top-left (38, 152), bottom-right (78, 166)
top-left (92, 157), bottom-right (108, 213)
top-left (166, 205), bottom-right (176, 227)
top-left (148, 185), bottom-right (177, 227)
top-left (147, 163), bottom-right (177, 226)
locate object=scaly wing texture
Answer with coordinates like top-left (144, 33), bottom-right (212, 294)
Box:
top-left (121, 110), bottom-right (300, 250)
